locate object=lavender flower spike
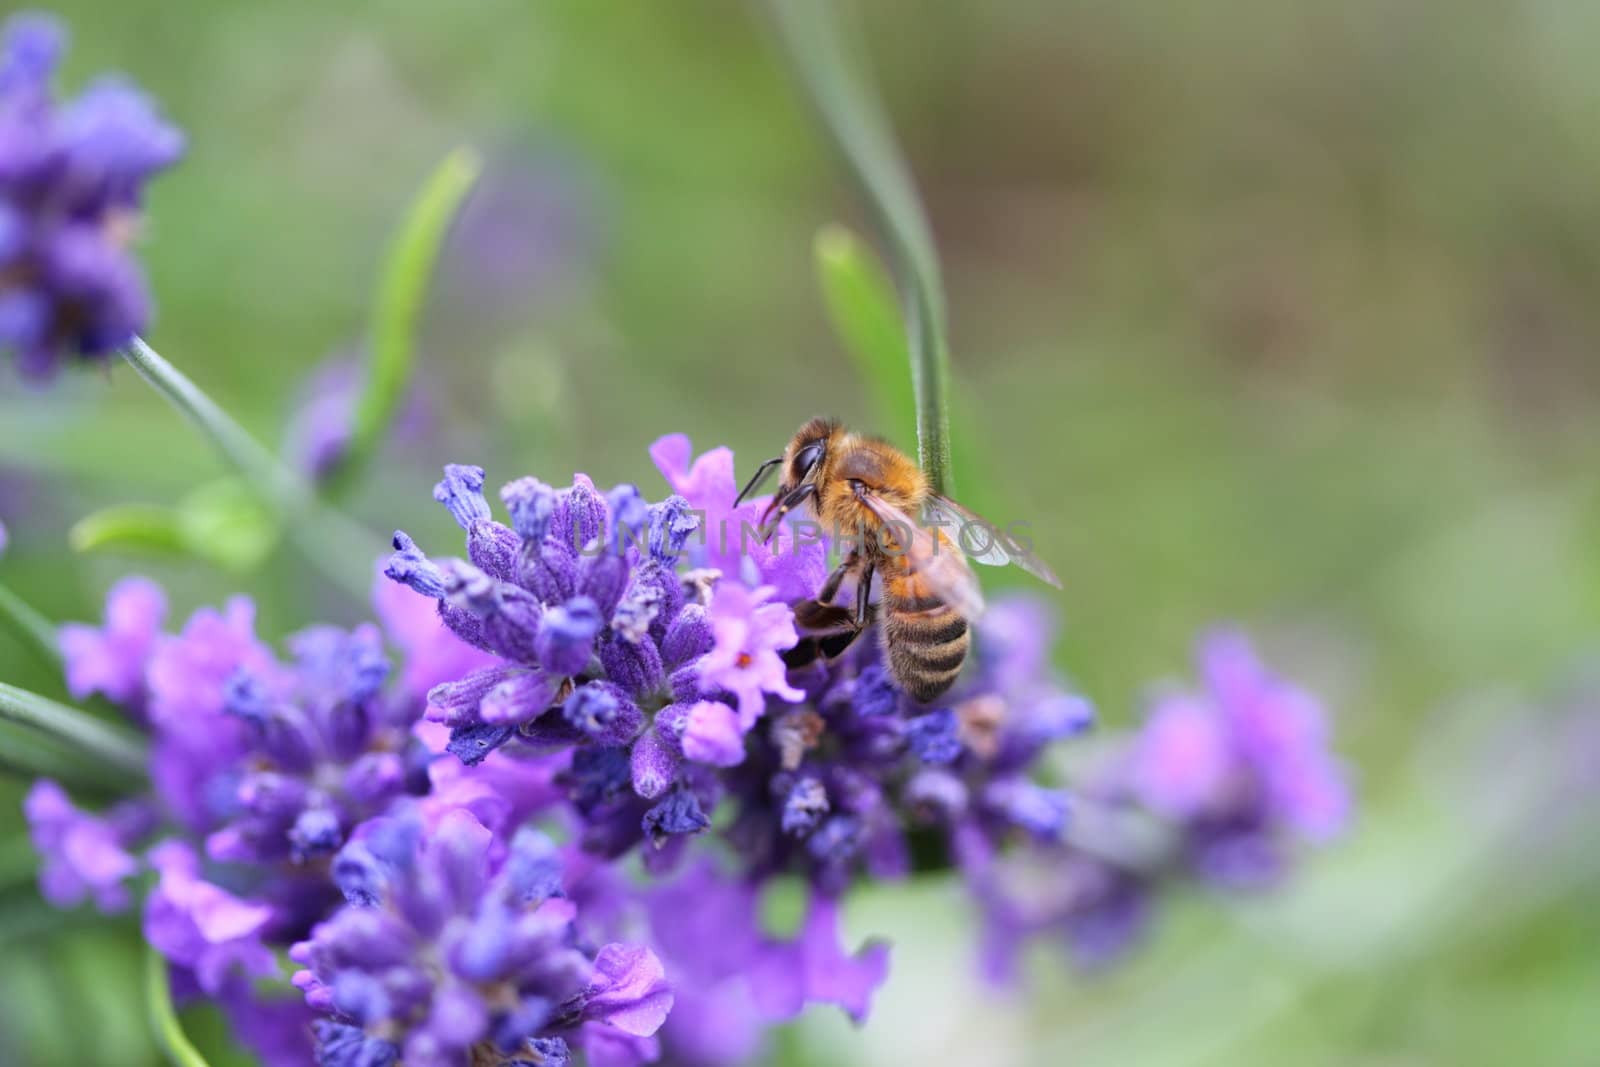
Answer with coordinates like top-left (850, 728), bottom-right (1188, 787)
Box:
top-left (291, 808), bottom-right (672, 1066)
top-left (0, 12), bottom-right (184, 380)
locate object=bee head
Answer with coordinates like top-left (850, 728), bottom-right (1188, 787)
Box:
top-left (779, 416), bottom-right (839, 496)
top-left (734, 417), bottom-right (842, 514)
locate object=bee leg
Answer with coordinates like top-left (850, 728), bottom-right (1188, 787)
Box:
top-left (793, 599), bottom-right (855, 631)
top-left (818, 624), bottom-right (866, 659)
top-left (733, 456), bottom-right (784, 508)
top-left (854, 560), bottom-right (876, 627)
top-left (758, 483), bottom-right (817, 543)
top-left (782, 637), bottom-right (824, 669)
top-left (785, 602), bottom-right (877, 668)
top-left (817, 551), bottom-right (863, 604)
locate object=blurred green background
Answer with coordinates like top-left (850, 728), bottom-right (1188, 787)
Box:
top-left (2, 1), bottom-right (1599, 1064)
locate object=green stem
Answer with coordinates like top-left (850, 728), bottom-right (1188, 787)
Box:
top-left (117, 337), bottom-right (380, 598)
top-left (120, 337), bottom-right (300, 511)
top-left (0, 682), bottom-right (147, 783)
top-left (145, 945), bottom-right (213, 1067)
top-left (0, 718), bottom-right (130, 792)
top-left (0, 580), bottom-right (63, 668)
top-left (767, 0), bottom-right (955, 495)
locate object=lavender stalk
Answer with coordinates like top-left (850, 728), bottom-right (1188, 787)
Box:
top-left (145, 945), bottom-right (212, 1067)
top-left (117, 337), bottom-right (380, 598)
top-left (767, 0), bottom-right (955, 495)
top-left (0, 681), bottom-right (147, 782)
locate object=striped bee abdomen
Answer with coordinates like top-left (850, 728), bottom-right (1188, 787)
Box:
top-left (880, 584), bottom-right (970, 704)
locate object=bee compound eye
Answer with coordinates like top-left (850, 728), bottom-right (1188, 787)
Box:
top-left (794, 443), bottom-right (823, 479)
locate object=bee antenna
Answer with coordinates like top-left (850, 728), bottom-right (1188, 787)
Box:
top-left (734, 456), bottom-right (784, 507)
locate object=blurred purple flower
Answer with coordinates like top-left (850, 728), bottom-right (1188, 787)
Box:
top-left (436, 145), bottom-right (598, 336)
top-left (635, 862), bottom-right (887, 1062)
top-left (144, 840), bottom-right (278, 995)
top-left (59, 574), bottom-right (166, 708)
top-left (219, 990), bottom-right (318, 1067)
top-left (959, 619), bottom-right (1348, 978)
top-left (281, 353), bottom-right (434, 484)
top-left (0, 12), bottom-right (183, 380)
top-left (1125, 628), bottom-right (1351, 885)
top-left (145, 595), bottom-right (277, 737)
top-left (23, 779), bottom-right (150, 912)
top-left (748, 892), bottom-right (890, 1023)
top-left (47, 579), bottom-right (447, 923)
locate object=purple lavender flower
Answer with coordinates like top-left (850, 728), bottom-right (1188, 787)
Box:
top-left (144, 595), bottom-right (277, 739)
top-left (746, 891), bottom-right (890, 1024)
top-left (44, 577), bottom-right (470, 923)
top-left (281, 356), bottom-right (363, 482)
top-left (649, 433), bottom-right (827, 600)
top-left (387, 451), bottom-right (1107, 1006)
top-left (372, 559), bottom-right (501, 704)
top-left (698, 583), bottom-right (803, 731)
top-left (0, 516), bottom-right (7, 556)
top-left (595, 861), bottom-right (889, 1065)
top-left (59, 574), bottom-right (166, 708)
top-left (218, 990), bottom-right (318, 1067)
top-left (15, 431), bottom-right (1357, 1065)
top-left (291, 807), bottom-right (672, 1067)
top-left (202, 622), bottom-right (426, 869)
top-left (282, 353), bottom-right (435, 483)
top-left (23, 779), bottom-right (151, 911)
top-left (386, 463), bottom-right (737, 854)
top-left (143, 840), bottom-right (279, 996)
top-left (1124, 628), bottom-right (1351, 885)
top-left (0, 12), bottom-right (183, 380)
top-left (957, 620), bottom-right (1348, 978)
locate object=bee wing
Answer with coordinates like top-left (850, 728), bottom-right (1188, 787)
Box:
top-left (856, 490), bottom-right (987, 618)
top-left (923, 494), bottom-right (1063, 589)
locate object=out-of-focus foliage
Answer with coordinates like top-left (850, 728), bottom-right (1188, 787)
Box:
top-left (1, 1), bottom-right (1598, 1065)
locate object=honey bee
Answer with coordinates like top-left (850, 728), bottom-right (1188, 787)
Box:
top-left (735, 416), bottom-right (1061, 703)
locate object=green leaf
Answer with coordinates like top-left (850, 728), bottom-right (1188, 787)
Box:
top-left (330, 147), bottom-right (483, 494)
top-left (813, 223), bottom-right (916, 445)
top-left (177, 478), bottom-right (281, 572)
top-left (0, 682), bottom-right (147, 785)
top-left (768, 0), bottom-right (955, 494)
top-left (70, 504), bottom-right (189, 556)
top-left (146, 944), bottom-right (213, 1067)
top-left (69, 479), bottom-right (280, 574)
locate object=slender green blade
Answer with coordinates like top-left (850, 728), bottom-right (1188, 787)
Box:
top-left (146, 945), bottom-right (213, 1067)
top-left (0, 718), bottom-right (130, 793)
top-left (332, 147), bottom-right (482, 494)
top-left (0, 682), bottom-right (147, 784)
top-left (813, 223), bottom-right (916, 445)
top-left (768, 0), bottom-right (955, 494)
top-left (0, 580), bottom-right (62, 669)
top-left (117, 337), bottom-right (381, 599)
